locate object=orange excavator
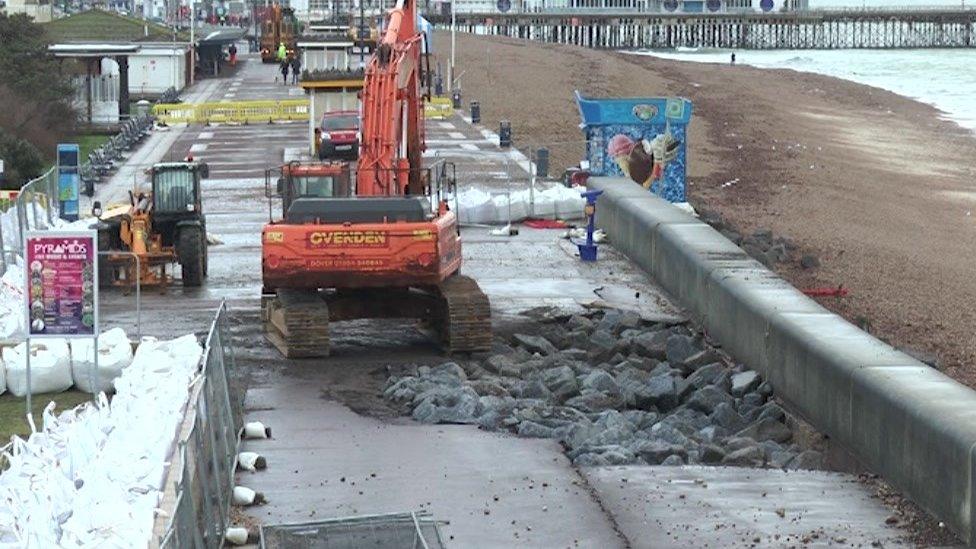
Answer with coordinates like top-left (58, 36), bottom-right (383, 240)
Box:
top-left (260, 0), bottom-right (490, 358)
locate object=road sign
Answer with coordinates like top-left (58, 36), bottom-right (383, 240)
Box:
top-left (25, 231), bottom-right (98, 338)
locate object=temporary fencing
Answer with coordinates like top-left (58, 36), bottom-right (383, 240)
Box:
top-left (156, 301), bottom-right (243, 548)
top-left (0, 167), bottom-right (60, 277)
top-left (424, 96), bottom-right (454, 119)
top-left (153, 99), bottom-right (311, 124)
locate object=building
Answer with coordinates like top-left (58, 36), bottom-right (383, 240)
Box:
top-left (3, 0), bottom-right (53, 22)
top-left (44, 9), bottom-right (192, 124)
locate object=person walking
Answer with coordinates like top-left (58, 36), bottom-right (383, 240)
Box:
top-left (280, 59), bottom-right (289, 85)
top-left (228, 43), bottom-right (237, 67)
top-left (290, 54), bottom-right (301, 85)
top-left (730, 52), bottom-right (736, 65)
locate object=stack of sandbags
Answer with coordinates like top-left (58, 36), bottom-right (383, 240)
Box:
top-left (2, 339), bottom-right (73, 397)
top-left (69, 328), bottom-right (134, 394)
top-left (0, 334), bottom-right (204, 546)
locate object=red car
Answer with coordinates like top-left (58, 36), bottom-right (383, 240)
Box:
top-left (318, 110), bottom-right (359, 160)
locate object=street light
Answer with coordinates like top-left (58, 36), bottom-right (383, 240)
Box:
top-left (449, 0), bottom-right (455, 93)
top-left (190, 0), bottom-right (196, 84)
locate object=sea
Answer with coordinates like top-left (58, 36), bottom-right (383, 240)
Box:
top-left (629, 48), bottom-right (976, 132)
top-left (626, 0), bottom-right (976, 132)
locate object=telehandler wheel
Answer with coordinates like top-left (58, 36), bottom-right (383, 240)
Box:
top-left (179, 226), bottom-right (204, 287)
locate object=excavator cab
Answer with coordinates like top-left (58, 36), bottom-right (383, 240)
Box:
top-left (265, 161), bottom-right (352, 222)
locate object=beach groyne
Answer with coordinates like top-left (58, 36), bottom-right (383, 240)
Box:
top-left (431, 9), bottom-right (976, 49)
top-left (588, 176), bottom-right (976, 545)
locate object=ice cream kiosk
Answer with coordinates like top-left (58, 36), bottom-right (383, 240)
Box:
top-left (575, 92), bottom-right (693, 203)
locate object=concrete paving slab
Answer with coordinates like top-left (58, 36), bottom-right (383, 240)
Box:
top-left (585, 465), bottom-right (910, 548)
top-left (240, 379), bottom-right (627, 548)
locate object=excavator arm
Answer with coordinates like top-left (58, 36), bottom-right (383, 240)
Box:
top-left (356, 0), bottom-right (426, 197)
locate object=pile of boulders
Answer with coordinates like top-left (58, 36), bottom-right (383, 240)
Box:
top-left (383, 310), bottom-right (823, 470)
top-left (698, 209), bottom-right (819, 270)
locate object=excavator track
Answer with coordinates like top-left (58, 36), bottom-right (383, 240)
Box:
top-left (264, 289), bottom-right (331, 358)
top-left (438, 275), bottom-right (492, 354)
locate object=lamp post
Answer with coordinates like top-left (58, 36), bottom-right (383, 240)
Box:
top-left (448, 0), bottom-right (455, 93)
top-left (189, 0), bottom-right (196, 84)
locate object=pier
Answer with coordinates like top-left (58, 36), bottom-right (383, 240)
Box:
top-left (429, 8), bottom-right (976, 49)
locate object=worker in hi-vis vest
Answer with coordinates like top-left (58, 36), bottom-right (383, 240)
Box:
top-left (277, 42), bottom-right (287, 61)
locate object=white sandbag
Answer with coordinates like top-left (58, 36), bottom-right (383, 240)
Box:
top-left (0, 257), bottom-right (26, 341)
top-left (547, 186), bottom-right (587, 220)
top-left (70, 328), bottom-right (134, 394)
top-left (455, 188), bottom-right (496, 224)
top-left (2, 339), bottom-right (72, 397)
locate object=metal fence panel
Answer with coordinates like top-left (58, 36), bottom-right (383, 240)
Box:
top-left (156, 301), bottom-right (242, 548)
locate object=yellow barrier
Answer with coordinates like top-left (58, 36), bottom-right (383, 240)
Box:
top-left (153, 99), bottom-right (310, 124)
top-left (424, 97), bottom-right (454, 120)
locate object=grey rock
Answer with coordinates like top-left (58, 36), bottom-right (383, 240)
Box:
top-left (582, 370), bottom-right (621, 395)
top-left (735, 418), bottom-right (792, 443)
top-left (648, 423), bottom-right (693, 449)
top-left (517, 420), bottom-right (555, 438)
top-left (476, 409), bottom-right (504, 430)
top-left (588, 330), bottom-right (618, 361)
top-left (615, 367), bottom-right (652, 407)
top-left (411, 399), bottom-right (439, 423)
top-left (513, 333), bottom-right (557, 356)
top-left (622, 410), bottom-right (659, 430)
top-left (541, 366), bottom-right (580, 402)
top-left (469, 379), bottom-right (510, 397)
top-left (661, 454), bottom-right (685, 466)
top-left (632, 330), bottom-right (669, 360)
top-left (598, 310), bottom-right (641, 335)
top-left (769, 450), bottom-right (796, 469)
top-left (709, 402), bottom-right (748, 433)
top-left (665, 406), bottom-right (711, 432)
top-left (666, 335), bottom-right (699, 365)
top-left (741, 392), bottom-right (764, 408)
top-left (700, 444), bottom-right (726, 464)
top-left (567, 314), bottom-right (595, 332)
top-left (675, 378), bottom-right (696, 401)
top-left (633, 439), bottom-right (688, 465)
top-left (789, 450), bottom-right (824, 470)
top-left (648, 362), bottom-right (678, 378)
top-left (800, 254), bottom-right (820, 269)
top-left (499, 358), bottom-right (545, 378)
top-left (646, 375), bottom-right (679, 411)
top-left (585, 426), bottom-right (634, 447)
top-left (513, 379), bottom-right (552, 400)
top-left (697, 425), bottom-right (731, 444)
top-left (686, 386), bottom-right (735, 414)
top-left (757, 381), bottom-right (773, 397)
top-left (680, 349), bottom-right (721, 374)
top-left (724, 436), bottom-right (759, 452)
top-left (564, 390), bottom-right (624, 413)
top-left (478, 395), bottom-right (516, 414)
top-left (687, 363), bottom-right (725, 389)
top-left (554, 421), bottom-right (598, 451)
top-left (768, 243), bottom-right (788, 262)
top-left (432, 362), bottom-right (467, 381)
top-left (573, 453), bottom-right (609, 467)
top-left (722, 445), bottom-right (765, 467)
top-left (738, 403), bottom-right (759, 420)
top-left (730, 371), bottom-right (761, 396)
top-left (758, 403), bottom-right (786, 423)
top-left (484, 354), bottom-right (514, 374)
